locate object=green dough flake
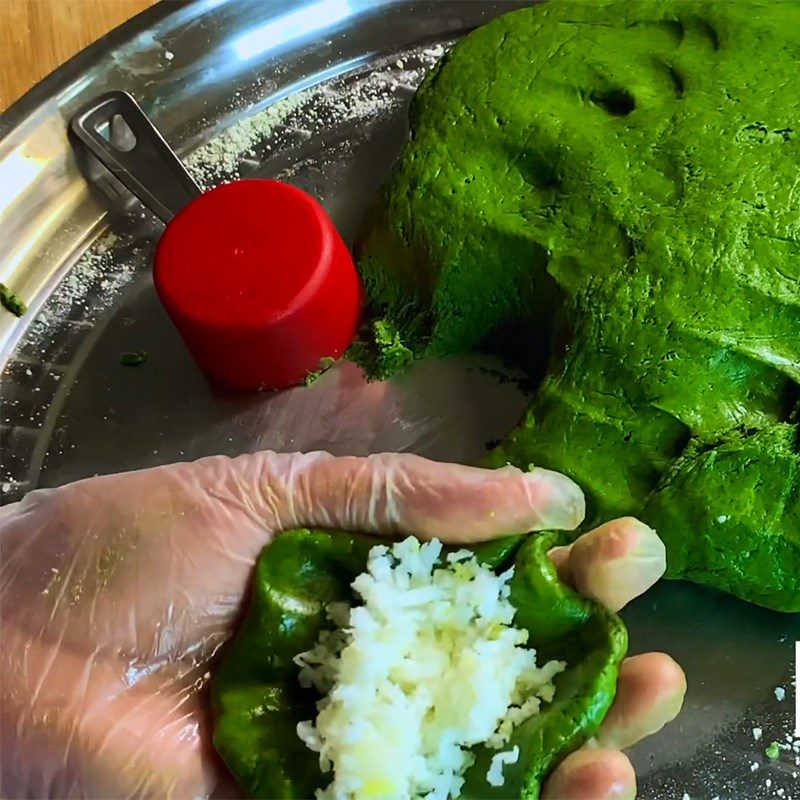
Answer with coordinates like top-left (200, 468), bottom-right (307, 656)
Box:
top-left (304, 356), bottom-right (337, 387)
top-left (0, 283), bottom-right (27, 317)
top-left (765, 741), bottom-right (780, 760)
top-left (212, 529), bottom-right (627, 799)
top-left (120, 350), bottom-right (148, 366)
top-left (355, 0), bottom-right (800, 611)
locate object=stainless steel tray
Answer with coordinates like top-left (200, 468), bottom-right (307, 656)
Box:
top-left (1, 2), bottom-right (797, 798)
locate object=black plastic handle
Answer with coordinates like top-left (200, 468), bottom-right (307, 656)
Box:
top-left (70, 90), bottom-right (201, 223)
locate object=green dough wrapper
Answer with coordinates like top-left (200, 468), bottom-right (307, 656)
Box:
top-left (212, 530), bottom-right (627, 799)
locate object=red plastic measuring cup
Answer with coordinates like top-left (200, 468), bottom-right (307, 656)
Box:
top-left (154, 179), bottom-right (361, 390)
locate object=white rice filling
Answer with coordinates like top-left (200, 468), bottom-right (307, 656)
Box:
top-left (295, 537), bottom-right (566, 800)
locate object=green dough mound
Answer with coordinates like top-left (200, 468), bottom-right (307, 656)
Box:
top-left (356, 0), bottom-right (800, 611)
top-left (212, 530), bottom-right (627, 800)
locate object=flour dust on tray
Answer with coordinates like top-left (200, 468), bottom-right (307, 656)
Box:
top-left (294, 537), bottom-right (566, 800)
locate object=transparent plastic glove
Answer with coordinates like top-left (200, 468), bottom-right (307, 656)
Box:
top-left (0, 452), bottom-right (683, 799)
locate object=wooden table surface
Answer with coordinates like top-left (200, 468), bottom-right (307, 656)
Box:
top-left (1, 0), bottom-right (158, 111)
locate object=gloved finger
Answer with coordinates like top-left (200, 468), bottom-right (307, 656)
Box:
top-left (548, 517), bottom-right (665, 611)
top-left (596, 652), bottom-right (686, 749)
top-left (261, 451), bottom-right (585, 540)
top-left (542, 747), bottom-right (636, 800)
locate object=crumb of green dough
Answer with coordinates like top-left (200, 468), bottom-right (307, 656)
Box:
top-left (0, 283), bottom-right (26, 317)
top-left (765, 742), bottom-right (780, 760)
top-left (120, 350), bottom-right (148, 366)
top-left (347, 319), bottom-right (414, 381)
top-left (304, 356), bottom-right (337, 386)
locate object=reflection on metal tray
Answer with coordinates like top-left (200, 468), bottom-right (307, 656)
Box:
top-left (0, 2), bottom-right (797, 798)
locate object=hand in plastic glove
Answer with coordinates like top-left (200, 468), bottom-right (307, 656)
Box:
top-left (0, 452), bottom-right (684, 800)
